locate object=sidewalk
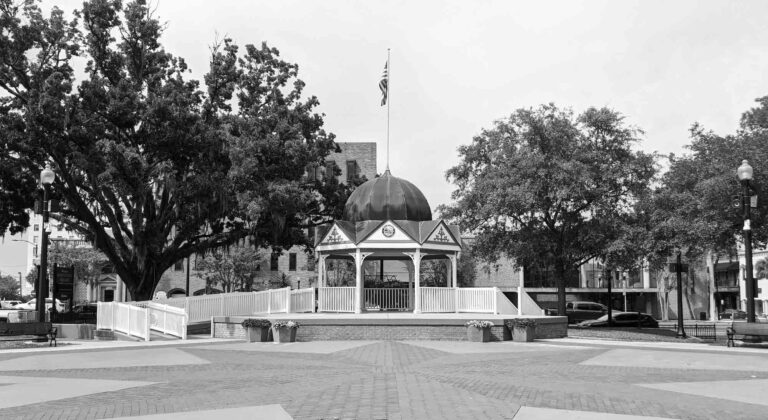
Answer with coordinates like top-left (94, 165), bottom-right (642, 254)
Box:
top-left (540, 337), bottom-right (768, 353)
top-left (0, 335), bottom-right (240, 354)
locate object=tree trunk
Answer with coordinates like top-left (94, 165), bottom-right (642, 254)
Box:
top-left (706, 251), bottom-right (718, 321)
top-left (556, 263), bottom-right (567, 317)
top-left (121, 263), bottom-right (163, 302)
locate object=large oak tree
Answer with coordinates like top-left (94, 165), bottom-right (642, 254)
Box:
top-left (0, 0), bottom-right (354, 300)
top-left (441, 104), bottom-right (656, 315)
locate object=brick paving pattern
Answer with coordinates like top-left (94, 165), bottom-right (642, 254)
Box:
top-left (0, 340), bottom-right (767, 419)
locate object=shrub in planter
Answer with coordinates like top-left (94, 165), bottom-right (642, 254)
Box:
top-left (272, 320), bottom-right (300, 343)
top-left (505, 319), bottom-right (536, 342)
top-left (241, 319), bottom-right (271, 342)
top-left (465, 320), bottom-right (494, 342)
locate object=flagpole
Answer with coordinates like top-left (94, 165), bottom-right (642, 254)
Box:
top-left (386, 48), bottom-right (390, 171)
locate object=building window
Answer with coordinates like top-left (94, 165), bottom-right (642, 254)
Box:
top-left (346, 160), bottom-right (360, 183)
top-left (33, 247), bottom-right (38, 257)
top-left (174, 260), bottom-right (184, 271)
top-left (34, 224), bottom-right (39, 231)
top-left (33, 236), bottom-right (38, 244)
top-left (271, 252), bottom-right (280, 271)
top-left (289, 253), bottom-right (297, 271)
top-left (325, 162), bottom-right (335, 180)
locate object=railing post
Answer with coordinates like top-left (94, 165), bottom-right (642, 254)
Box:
top-left (287, 288), bottom-right (293, 313)
top-left (267, 289), bottom-right (272, 314)
top-left (145, 305), bottom-right (151, 341)
top-left (454, 287), bottom-right (459, 313)
top-left (112, 302), bottom-right (117, 332)
top-left (219, 294), bottom-right (225, 316)
top-left (493, 287), bottom-right (499, 315)
top-left (127, 305), bottom-right (132, 336)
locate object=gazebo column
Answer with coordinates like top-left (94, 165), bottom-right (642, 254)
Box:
top-left (407, 250), bottom-right (423, 314)
top-left (449, 254), bottom-right (458, 288)
top-left (317, 254), bottom-right (327, 287)
top-left (353, 250), bottom-right (371, 314)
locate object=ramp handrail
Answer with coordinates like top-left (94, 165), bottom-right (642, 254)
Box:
top-left (97, 301), bottom-right (150, 341)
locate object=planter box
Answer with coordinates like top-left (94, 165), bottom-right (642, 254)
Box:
top-left (273, 327), bottom-right (297, 343)
top-left (512, 325), bottom-right (535, 342)
top-left (245, 326), bottom-right (270, 343)
top-left (466, 327), bottom-right (491, 342)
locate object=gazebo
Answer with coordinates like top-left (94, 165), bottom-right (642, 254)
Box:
top-left (315, 170), bottom-right (496, 314)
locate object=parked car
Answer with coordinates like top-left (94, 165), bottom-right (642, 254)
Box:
top-left (15, 298), bottom-right (66, 312)
top-left (548, 301), bottom-right (610, 324)
top-left (577, 312), bottom-right (659, 328)
top-left (0, 300), bottom-right (23, 309)
top-left (719, 309), bottom-right (747, 320)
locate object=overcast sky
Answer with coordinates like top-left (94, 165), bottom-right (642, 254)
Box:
top-left (46, 0), bottom-right (768, 211)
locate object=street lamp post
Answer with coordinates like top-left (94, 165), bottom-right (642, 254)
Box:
top-left (37, 164), bottom-right (55, 322)
top-left (17, 272), bottom-right (22, 299)
top-left (675, 251), bottom-right (687, 338)
top-left (738, 160), bottom-right (756, 323)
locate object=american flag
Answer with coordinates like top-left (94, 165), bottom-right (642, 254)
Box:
top-left (379, 61), bottom-right (388, 106)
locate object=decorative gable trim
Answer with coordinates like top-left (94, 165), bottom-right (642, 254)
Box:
top-left (425, 221), bottom-right (458, 245)
top-left (360, 220), bottom-right (418, 244)
top-left (320, 224), bottom-right (352, 245)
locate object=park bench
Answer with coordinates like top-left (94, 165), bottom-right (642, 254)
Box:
top-left (0, 322), bottom-right (57, 347)
top-left (726, 322), bottom-right (768, 347)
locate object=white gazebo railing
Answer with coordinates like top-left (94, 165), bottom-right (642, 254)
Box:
top-left (97, 285), bottom-right (519, 340)
top-left (318, 287), bottom-right (356, 312)
top-left (457, 287), bottom-right (497, 313)
top-left (420, 287), bottom-right (455, 312)
top-left (417, 287), bottom-right (504, 314)
top-left (364, 288), bottom-right (412, 311)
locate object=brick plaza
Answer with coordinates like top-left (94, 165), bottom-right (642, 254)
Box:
top-left (1, 337), bottom-right (767, 419)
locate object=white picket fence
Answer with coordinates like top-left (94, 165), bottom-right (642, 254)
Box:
top-left (97, 301), bottom-right (150, 341)
top-left (291, 288), bottom-right (316, 313)
top-left (96, 285), bottom-right (518, 340)
top-left (148, 302), bottom-right (187, 339)
top-left (318, 287), bottom-right (356, 312)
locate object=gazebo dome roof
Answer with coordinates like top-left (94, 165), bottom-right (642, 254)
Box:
top-left (343, 170), bottom-right (432, 222)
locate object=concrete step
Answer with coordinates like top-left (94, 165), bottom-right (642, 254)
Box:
top-left (93, 329), bottom-right (116, 341)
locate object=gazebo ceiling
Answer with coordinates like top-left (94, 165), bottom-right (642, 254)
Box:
top-left (343, 170), bottom-right (432, 223)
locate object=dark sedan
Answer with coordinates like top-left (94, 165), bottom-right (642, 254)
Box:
top-left (719, 309), bottom-right (747, 320)
top-left (577, 312), bottom-right (658, 328)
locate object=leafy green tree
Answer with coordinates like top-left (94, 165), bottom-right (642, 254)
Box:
top-left (640, 95), bottom-right (768, 318)
top-left (0, 274), bottom-right (20, 300)
top-left (49, 243), bottom-right (110, 287)
top-left (195, 247), bottom-right (265, 293)
top-left (441, 104), bottom-right (656, 316)
top-left (0, 1), bottom-right (355, 300)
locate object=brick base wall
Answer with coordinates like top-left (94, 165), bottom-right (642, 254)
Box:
top-left (211, 316), bottom-right (567, 341)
